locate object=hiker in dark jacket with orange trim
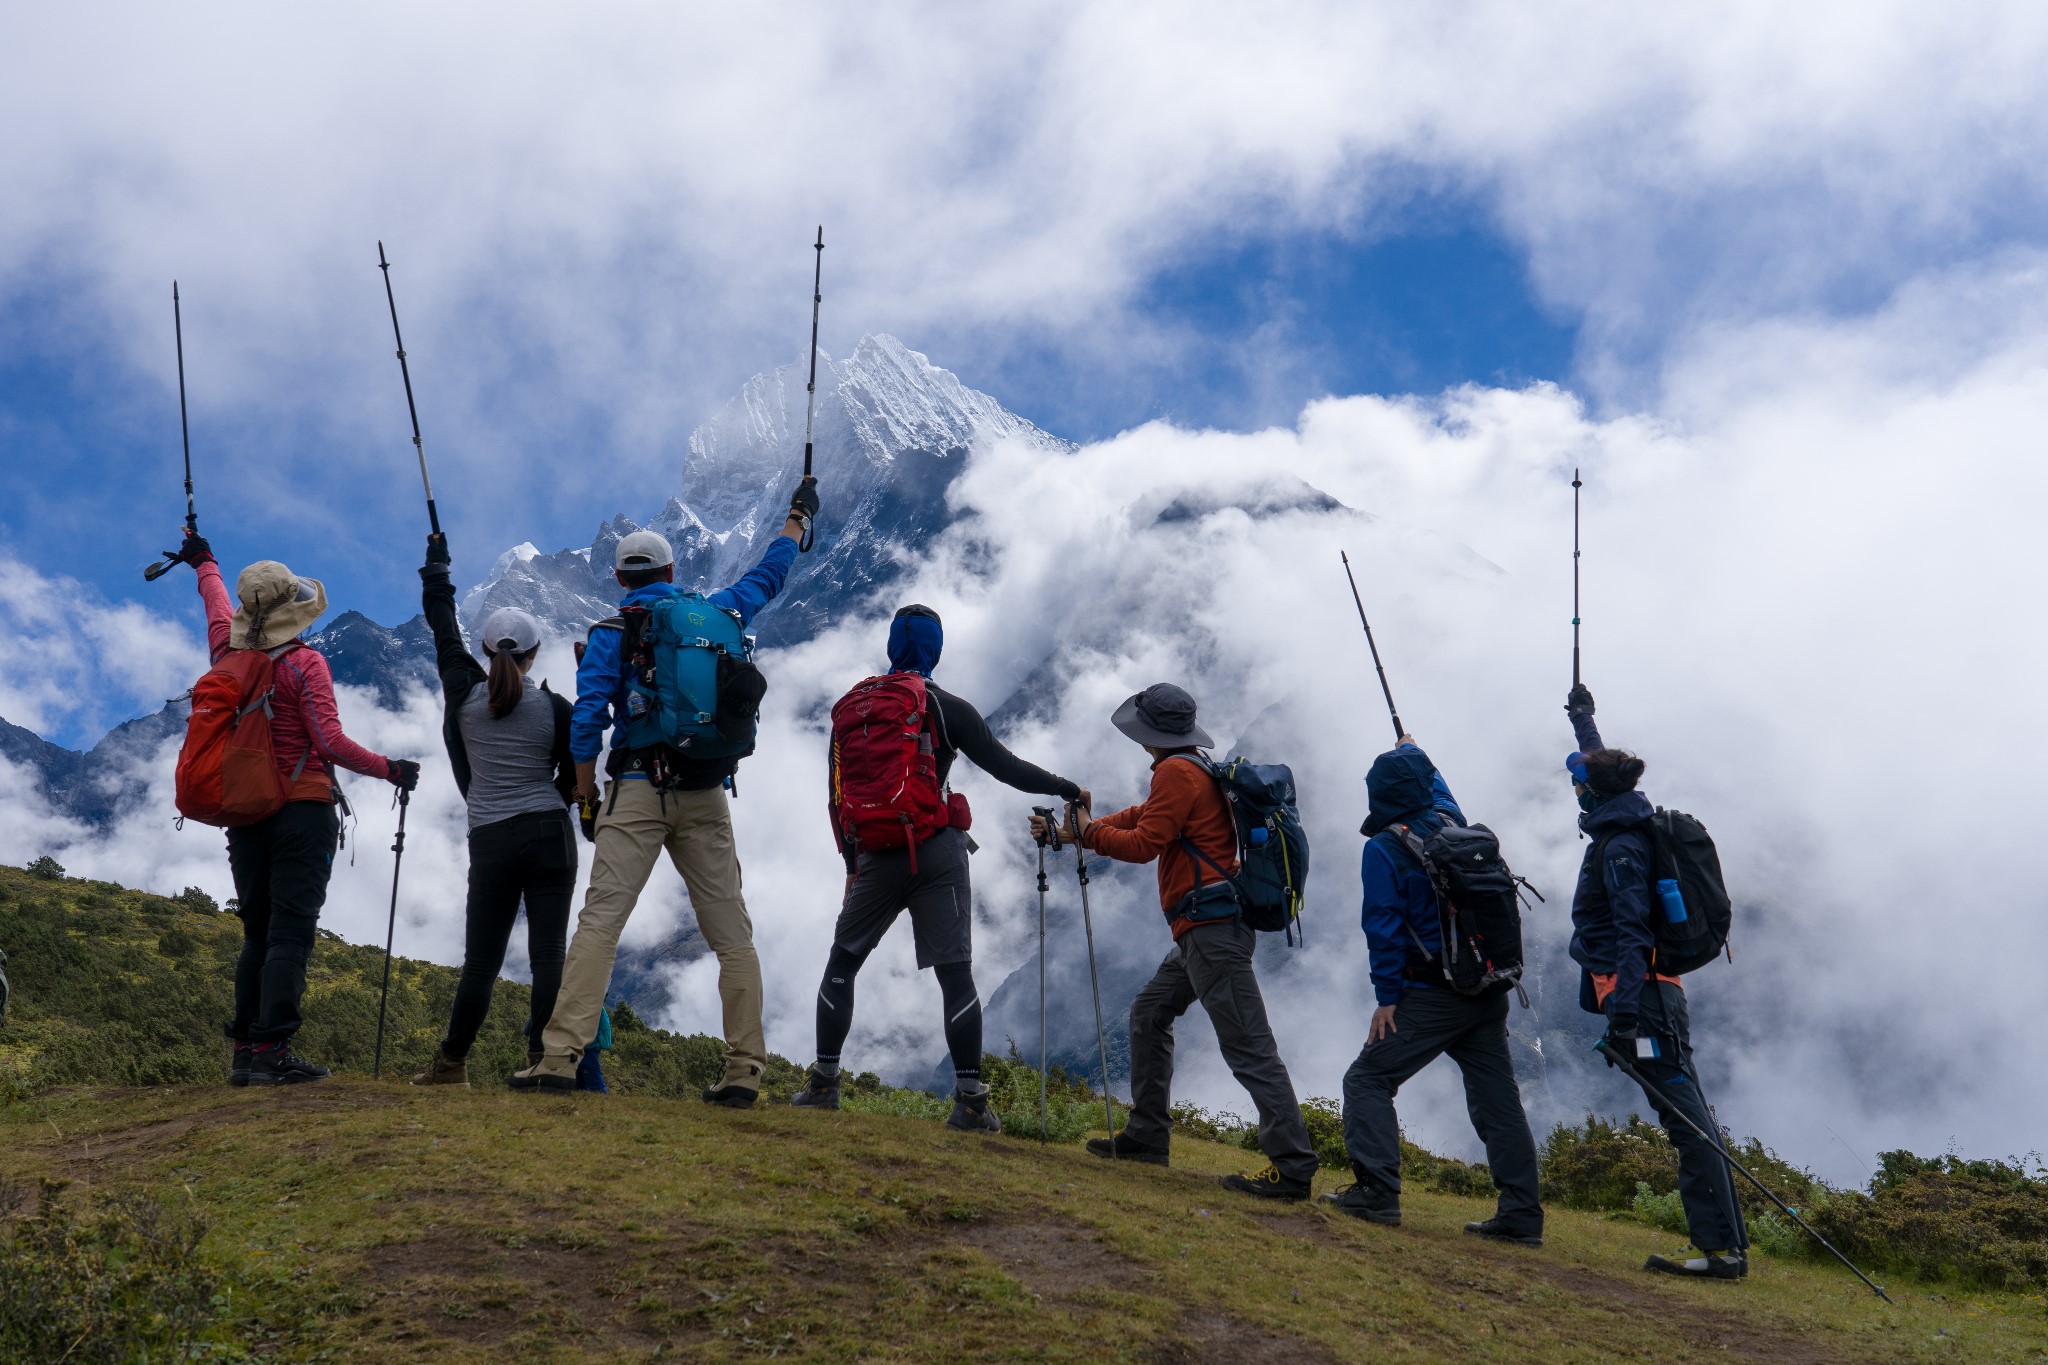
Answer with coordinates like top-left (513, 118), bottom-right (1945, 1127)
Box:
top-left (1568, 682), bottom-right (1748, 1279)
top-left (410, 531), bottom-right (578, 1088)
top-left (1039, 683), bottom-right (1319, 1201)
top-left (792, 605), bottom-right (1084, 1131)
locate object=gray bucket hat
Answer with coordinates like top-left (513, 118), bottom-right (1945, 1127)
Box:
top-left (1110, 683), bottom-right (1214, 750)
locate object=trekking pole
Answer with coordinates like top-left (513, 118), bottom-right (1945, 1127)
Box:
top-left (372, 788), bottom-right (411, 1079)
top-left (1602, 1047), bottom-right (1892, 1303)
top-left (796, 226), bottom-right (824, 552)
top-left (1572, 468), bottom-right (1583, 687)
top-left (1031, 807), bottom-right (1066, 1142)
top-left (376, 242), bottom-right (441, 536)
top-left (144, 282), bottom-right (197, 582)
top-left (1067, 802), bottom-right (1117, 1151)
top-left (1338, 551), bottom-right (1406, 743)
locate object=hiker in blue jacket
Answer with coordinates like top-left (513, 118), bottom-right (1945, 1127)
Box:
top-left (1568, 682), bottom-right (1748, 1279)
top-left (511, 480), bottom-right (818, 1105)
top-left (1324, 740), bottom-right (1544, 1244)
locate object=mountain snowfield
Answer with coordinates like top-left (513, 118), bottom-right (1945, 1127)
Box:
top-left (3, 327), bottom-right (2047, 1188)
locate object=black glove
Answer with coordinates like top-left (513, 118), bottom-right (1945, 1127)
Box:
top-left (790, 476), bottom-right (820, 523)
top-left (388, 758), bottom-right (421, 792)
top-left (426, 532), bottom-right (452, 567)
top-left (1598, 1013), bottom-right (1640, 1068)
top-left (1566, 683), bottom-right (1595, 718)
top-left (170, 529), bottom-right (214, 567)
top-left (577, 795), bottom-right (598, 844)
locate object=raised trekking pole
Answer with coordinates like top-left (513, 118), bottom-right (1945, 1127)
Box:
top-left (372, 788), bottom-right (411, 1080)
top-left (1572, 467), bottom-right (1583, 686)
top-left (796, 225), bottom-right (824, 553)
top-left (1067, 801), bottom-right (1117, 1151)
top-left (1601, 1045), bottom-right (1893, 1303)
top-left (144, 282), bottom-right (198, 582)
top-left (1339, 551), bottom-right (1406, 743)
top-left (376, 242), bottom-right (441, 536)
top-left (1031, 807), bottom-right (1066, 1142)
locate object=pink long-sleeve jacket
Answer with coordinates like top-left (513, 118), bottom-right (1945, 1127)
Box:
top-left (197, 561), bottom-right (392, 793)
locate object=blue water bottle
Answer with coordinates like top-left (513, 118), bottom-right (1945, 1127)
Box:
top-left (1656, 878), bottom-right (1688, 924)
top-left (1248, 826), bottom-right (1270, 847)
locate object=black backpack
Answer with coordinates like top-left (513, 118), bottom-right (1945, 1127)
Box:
top-left (1169, 754), bottom-right (1312, 945)
top-left (1646, 808), bottom-right (1732, 974)
top-left (1383, 822), bottom-right (1540, 1000)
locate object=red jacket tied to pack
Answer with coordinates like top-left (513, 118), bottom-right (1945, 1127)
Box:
top-left (829, 672), bottom-right (952, 868)
top-left (175, 645), bottom-right (307, 827)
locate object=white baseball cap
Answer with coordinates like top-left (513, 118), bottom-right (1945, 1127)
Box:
top-left (615, 530), bottom-right (675, 571)
top-left (480, 607), bottom-right (543, 655)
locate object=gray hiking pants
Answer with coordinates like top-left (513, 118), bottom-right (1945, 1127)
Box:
top-left (1342, 987), bottom-right (1542, 1226)
top-left (1124, 923), bottom-right (1319, 1185)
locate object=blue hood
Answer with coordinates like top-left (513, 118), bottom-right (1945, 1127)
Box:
top-left (887, 611), bottom-right (943, 677)
top-left (1579, 788), bottom-right (1654, 837)
top-left (1363, 746), bottom-right (1442, 836)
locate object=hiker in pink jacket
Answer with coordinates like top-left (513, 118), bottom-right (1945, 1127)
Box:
top-left (173, 527), bottom-right (416, 1086)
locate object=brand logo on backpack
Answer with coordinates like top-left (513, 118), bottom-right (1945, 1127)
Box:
top-left (1385, 822), bottom-right (1542, 1000)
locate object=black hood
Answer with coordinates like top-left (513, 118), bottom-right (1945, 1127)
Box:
top-left (1579, 788), bottom-right (1655, 836)
top-left (1362, 746), bottom-right (1440, 836)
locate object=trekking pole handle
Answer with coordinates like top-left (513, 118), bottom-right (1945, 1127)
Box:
top-left (1031, 805), bottom-right (1063, 851)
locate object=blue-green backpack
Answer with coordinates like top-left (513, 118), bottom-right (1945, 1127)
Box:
top-left (609, 593), bottom-right (763, 762)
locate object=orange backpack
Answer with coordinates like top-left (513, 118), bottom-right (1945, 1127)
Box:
top-left (174, 645), bottom-right (308, 828)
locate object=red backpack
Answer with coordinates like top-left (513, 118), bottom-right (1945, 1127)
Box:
top-left (829, 672), bottom-right (964, 869)
top-left (174, 645), bottom-right (308, 828)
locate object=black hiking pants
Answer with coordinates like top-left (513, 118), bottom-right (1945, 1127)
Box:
top-left (1624, 981), bottom-right (1749, 1253)
top-left (1342, 987), bottom-right (1542, 1227)
top-left (225, 799), bottom-right (340, 1045)
top-left (443, 808), bottom-right (578, 1060)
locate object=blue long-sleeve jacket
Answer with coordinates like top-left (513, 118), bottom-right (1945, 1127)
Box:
top-left (1358, 744), bottom-right (1466, 1007)
top-left (570, 535), bottom-right (799, 766)
top-left (1566, 711), bottom-right (1660, 1020)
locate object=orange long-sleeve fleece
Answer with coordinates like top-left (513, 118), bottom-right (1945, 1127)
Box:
top-left (1082, 753), bottom-right (1237, 939)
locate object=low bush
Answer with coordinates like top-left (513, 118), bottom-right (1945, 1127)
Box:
top-left (1541, 1115), bottom-right (1679, 1210)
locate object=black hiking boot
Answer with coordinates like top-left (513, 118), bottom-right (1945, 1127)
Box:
top-left (702, 1083), bottom-right (759, 1109)
top-left (246, 1044), bottom-right (330, 1086)
top-left (1645, 1250), bottom-right (1748, 1280)
top-left (1221, 1164), bottom-right (1313, 1202)
top-left (1317, 1179), bottom-right (1401, 1225)
top-left (1464, 1217), bottom-right (1544, 1248)
top-left (228, 1043), bottom-right (254, 1088)
top-left (945, 1084), bottom-right (1001, 1133)
top-left (789, 1070), bottom-right (841, 1111)
top-left (1085, 1132), bottom-right (1170, 1166)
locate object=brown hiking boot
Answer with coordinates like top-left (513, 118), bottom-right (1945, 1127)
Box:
top-left (411, 1047), bottom-right (469, 1087)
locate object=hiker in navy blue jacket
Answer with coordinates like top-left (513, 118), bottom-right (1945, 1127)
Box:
top-left (512, 480), bottom-right (818, 1105)
top-left (1568, 682), bottom-right (1748, 1279)
top-left (1325, 740), bottom-right (1544, 1244)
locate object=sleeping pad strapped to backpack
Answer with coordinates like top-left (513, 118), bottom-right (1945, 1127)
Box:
top-left (828, 672), bottom-right (964, 871)
top-left (1168, 754), bottom-right (1311, 944)
top-left (607, 593), bottom-right (764, 763)
top-left (1382, 821), bottom-right (1534, 999)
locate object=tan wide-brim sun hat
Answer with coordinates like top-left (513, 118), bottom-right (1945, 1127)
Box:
top-left (231, 561), bottom-right (328, 650)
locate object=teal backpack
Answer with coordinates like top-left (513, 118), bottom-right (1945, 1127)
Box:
top-left (607, 592), bottom-right (764, 762)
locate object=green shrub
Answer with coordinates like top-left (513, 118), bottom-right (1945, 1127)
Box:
top-left (1401, 1140), bottom-right (1495, 1197)
top-left (1749, 1210), bottom-right (1806, 1258)
top-left (1807, 1164), bottom-right (2048, 1290)
top-left (175, 887), bottom-right (219, 915)
top-left (1541, 1115), bottom-right (1678, 1210)
top-left (1300, 1097), bottom-right (1346, 1168)
top-left (0, 1179), bottom-right (223, 1363)
top-left (25, 857), bottom-right (64, 881)
top-left (1631, 1180), bottom-right (1689, 1234)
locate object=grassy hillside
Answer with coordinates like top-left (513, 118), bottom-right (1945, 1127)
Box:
top-left (3, 860), bottom-right (2047, 1361)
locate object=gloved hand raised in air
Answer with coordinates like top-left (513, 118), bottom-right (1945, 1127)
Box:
top-left (165, 527), bottom-right (214, 568)
top-left (387, 758), bottom-right (422, 792)
top-left (425, 532), bottom-right (452, 567)
top-left (1566, 683), bottom-right (1595, 718)
top-left (790, 476), bottom-right (820, 524)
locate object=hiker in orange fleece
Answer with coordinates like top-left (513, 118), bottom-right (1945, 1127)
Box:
top-left (1031, 683), bottom-right (1319, 1201)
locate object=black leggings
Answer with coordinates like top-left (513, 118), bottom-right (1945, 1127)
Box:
top-left (815, 944), bottom-right (983, 1083)
top-left (225, 799), bottom-right (341, 1044)
top-left (441, 808), bottom-right (577, 1060)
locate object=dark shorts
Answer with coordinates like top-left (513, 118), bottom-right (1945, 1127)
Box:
top-left (834, 827), bottom-right (972, 969)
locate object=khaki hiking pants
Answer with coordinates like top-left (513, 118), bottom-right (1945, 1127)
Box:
top-left (536, 778), bottom-right (766, 1090)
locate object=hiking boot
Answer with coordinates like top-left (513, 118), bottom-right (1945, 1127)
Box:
top-left (508, 1059), bottom-right (575, 1093)
top-left (789, 1070), bottom-right (841, 1111)
top-left (1645, 1250), bottom-right (1748, 1280)
top-left (246, 1044), bottom-right (330, 1086)
top-left (1317, 1180), bottom-right (1401, 1225)
top-left (1085, 1132), bottom-right (1170, 1166)
top-left (1222, 1164), bottom-right (1313, 1202)
top-left (1464, 1217), bottom-right (1544, 1248)
top-left (702, 1083), bottom-right (759, 1109)
top-left (945, 1085), bottom-right (1001, 1133)
top-left (228, 1043), bottom-right (254, 1088)
top-left (411, 1047), bottom-right (469, 1087)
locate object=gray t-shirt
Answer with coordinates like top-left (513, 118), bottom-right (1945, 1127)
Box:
top-left (458, 676), bottom-right (564, 829)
